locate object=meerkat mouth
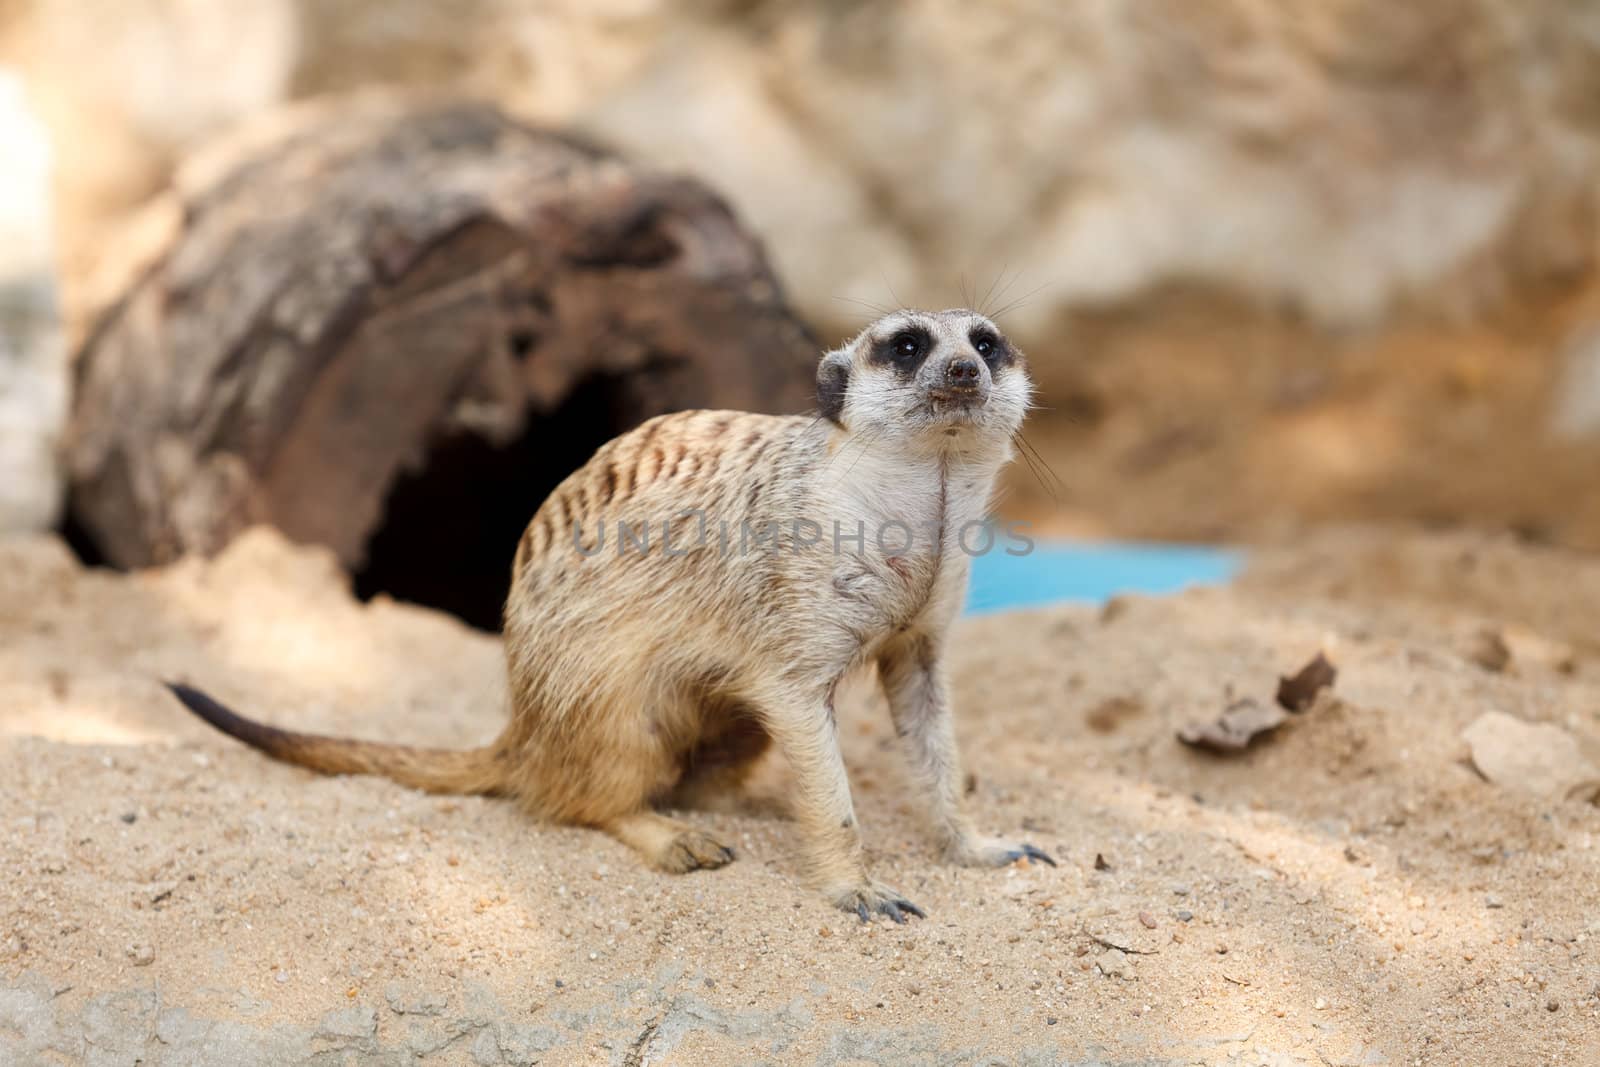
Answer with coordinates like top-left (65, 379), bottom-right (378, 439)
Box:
top-left (923, 391), bottom-right (986, 426)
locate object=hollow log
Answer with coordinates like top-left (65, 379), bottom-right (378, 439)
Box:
top-left (65, 95), bottom-right (818, 627)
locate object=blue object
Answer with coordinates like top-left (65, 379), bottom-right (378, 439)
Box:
top-left (964, 540), bottom-right (1244, 615)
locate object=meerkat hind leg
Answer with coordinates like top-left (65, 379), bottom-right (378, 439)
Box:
top-left (602, 810), bottom-right (735, 874)
top-left (665, 704), bottom-right (786, 817)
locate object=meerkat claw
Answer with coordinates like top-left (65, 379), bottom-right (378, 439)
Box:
top-left (839, 883), bottom-right (926, 923)
top-left (950, 837), bottom-right (1057, 869)
top-left (876, 896), bottom-right (928, 924)
top-left (1014, 843), bottom-right (1057, 867)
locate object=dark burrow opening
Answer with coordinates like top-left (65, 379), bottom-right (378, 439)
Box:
top-left (58, 507), bottom-right (108, 571)
top-left (353, 373), bottom-right (635, 631)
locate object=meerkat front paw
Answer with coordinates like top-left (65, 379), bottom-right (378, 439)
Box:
top-left (830, 881), bottom-right (927, 924)
top-left (948, 836), bottom-right (1057, 869)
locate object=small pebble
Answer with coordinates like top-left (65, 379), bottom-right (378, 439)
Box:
top-left (1409, 918), bottom-right (1426, 935)
top-left (126, 944), bottom-right (154, 966)
top-left (1315, 997), bottom-right (1327, 1010)
top-left (1171, 884), bottom-right (1190, 896)
top-left (1138, 911), bottom-right (1157, 929)
top-left (1176, 910), bottom-right (1194, 923)
top-left (119, 813), bottom-right (137, 824)
top-left (1046, 1016), bottom-right (1059, 1025)
top-left (1546, 999), bottom-right (1559, 1012)
top-left (1485, 895), bottom-right (1504, 909)
top-left (1468, 629), bottom-right (1512, 673)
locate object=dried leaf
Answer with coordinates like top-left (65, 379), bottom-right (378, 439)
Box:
top-left (1276, 652), bottom-right (1337, 712)
top-left (1178, 698), bottom-right (1289, 753)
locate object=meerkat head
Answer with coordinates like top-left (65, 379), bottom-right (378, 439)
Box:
top-left (817, 309), bottom-right (1031, 448)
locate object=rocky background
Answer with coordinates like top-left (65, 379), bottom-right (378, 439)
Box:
top-left (4, 5), bottom-right (1600, 1065)
top-left (5, 0), bottom-right (1600, 549)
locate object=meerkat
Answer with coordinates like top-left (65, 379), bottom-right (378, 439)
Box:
top-left (168, 308), bottom-right (1054, 921)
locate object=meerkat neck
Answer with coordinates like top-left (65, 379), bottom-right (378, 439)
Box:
top-left (814, 425), bottom-right (1006, 549)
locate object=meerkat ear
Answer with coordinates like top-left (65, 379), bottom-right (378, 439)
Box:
top-left (817, 351), bottom-right (850, 426)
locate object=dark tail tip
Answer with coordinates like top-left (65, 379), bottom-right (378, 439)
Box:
top-left (164, 680), bottom-right (228, 725)
top-left (164, 679), bottom-right (285, 754)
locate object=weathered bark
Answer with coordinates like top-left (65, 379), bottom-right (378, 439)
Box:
top-left (66, 95), bottom-right (817, 618)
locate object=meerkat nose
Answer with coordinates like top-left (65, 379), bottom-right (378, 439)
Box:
top-left (946, 358), bottom-right (982, 386)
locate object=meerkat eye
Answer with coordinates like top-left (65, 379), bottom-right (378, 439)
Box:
top-left (892, 331), bottom-right (924, 359)
top-left (971, 330), bottom-right (999, 361)
top-left (871, 325), bottom-right (933, 373)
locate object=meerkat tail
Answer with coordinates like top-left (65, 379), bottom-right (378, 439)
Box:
top-left (164, 682), bottom-right (506, 796)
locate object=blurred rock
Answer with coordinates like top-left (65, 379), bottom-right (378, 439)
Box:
top-left (1462, 711), bottom-right (1600, 803)
top-left (0, 69), bottom-right (65, 533)
top-left (64, 95), bottom-right (815, 628)
top-left (1553, 324), bottom-right (1600, 440)
top-left (4, 0), bottom-right (297, 333)
top-left (13, 0), bottom-right (1600, 549)
top-left (1466, 628), bottom-right (1513, 674)
top-left (589, 2), bottom-right (1600, 335)
top-left (11, 1), bottom-right (1600, 338)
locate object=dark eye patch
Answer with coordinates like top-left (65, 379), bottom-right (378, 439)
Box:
top-left (969, 327), bottom-right (1014, 369)
top-left (869, 326), bottom-right (934, 377)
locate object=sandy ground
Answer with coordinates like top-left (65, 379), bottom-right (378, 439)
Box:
top-left (3, 526), bottom-right (1599, 1065)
